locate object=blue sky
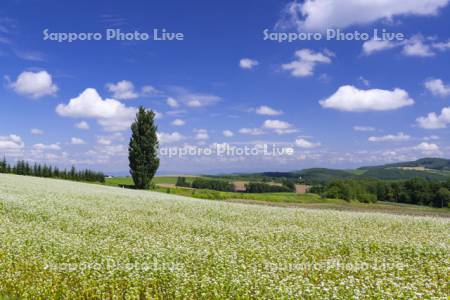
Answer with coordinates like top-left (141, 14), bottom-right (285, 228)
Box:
top-left (1, 0), bottom-right (450, 175)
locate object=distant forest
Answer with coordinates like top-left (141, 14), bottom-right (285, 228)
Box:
top-left (311, 178), bottom-right (450, 208)
top-left (0, 159), bottom-right (105, 183)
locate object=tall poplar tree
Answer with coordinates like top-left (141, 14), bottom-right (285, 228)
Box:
top-left (128, 106), bottom-right (160, 189)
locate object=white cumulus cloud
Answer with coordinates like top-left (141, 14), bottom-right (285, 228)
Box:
top-left (255, 105), bottom-right (283, 116)
top-left (276, 0), bottom-right (449, 32)
top-left (8, 70), bottom-right (58, 99)
top-left (56, 88), bottom-right (137, 132)
top-left (106, 80), bottom-right (138, 100)
top-left (415, 142), bottom-right (440, 153)
top-left (75, 121), bottom-right (90, 130)
top-left (295, 138), bottom-right (320, 149)
top-left (363, 40), bottom-right (399, 55)
top-left (416, 107), bottom-right (450, 129)
top-left (320, 85), bottom-right (414, 112)
top-left (171, 119), bottom-right (186, 126)
top-left (239, 128), bottom-right (265, 136)
top-left (368, 133), bottom-right (410, 142)
top-left (424, 78), bottom-right (450, 97)
top-left (33, 143), bottom-right (61, 151)
top-left (166, 97), bottom-right (179, 108)
top-left (30, 128), bottom-right (44, 135)
top-left (223, 130), bottom-right (234, 137)
top-left (0, 134), bottom-right (24, 152)
top-left (71, 137), bottom-right (85, 145)
top-left (282, 49), bottom-right (333, 77)
top-left (239, 58), bottom-right (259, 69)
top-left (194, 129), bottom-right (209, 140)
top-left (157, 132), bottom-right (185, 144)
top-left (262, 119), bottom-right (297, 135)
top-left (402, 36), bottom-right (435, 57)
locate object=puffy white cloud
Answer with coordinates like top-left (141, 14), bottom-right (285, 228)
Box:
top-left (0, 134), bottom-right (24, 152)
top-left (239, 58), bottom-right (259, 69)
top-left (141, 85), bottom-right (160, 96)
top-left (416, 107), bottom-right (450, 129)
top-left (276, 0), bottom-right (449, 32)
top-left (282, 49), bottom-right (333, 77)
top-left (33, 143), bottom-right (61, 151)
top-left (96, 133), bottom-right (124, 146)
top-left (363, 35), bottom-right (442, 57)
top-left (166, 97), bottom-right (179, 108)
top-left (432, 40), bottom-right (450, 51)
top-left (402, 36), bottom-right (435, 57)
top-left (171, 119), bottom-right (186, 126)
top-left (157, 132), bottom-right (185, 144)
top-left (56, 88), bottom-right (137, 132)
top-left (295, 138), bottom-right (320, 149)
top-left (423, 135), bottom-right (440, 141)
top-left (424, 78), bottom-right (450, 97)
top-left (255, 105), bottom-right (283, 116)
top-left (194, 129), bottom-right (209, 140)
top-left (368, 133), bottom-right (410, 142)
top-left (8, 70), bottom-right (58, 99)
top-left (169, 87), bottom-right (221, 108)
top-left (223, 130), bottom-right (234, 137)
top-left (414, 142), bottom-right (440, 153)
top-left (97, 137), bottom-right (111, 145)
top-left (262, 119), bottom-right (297, 135)
top-left (320, 85), bottom-right (414, 112)
top-left (106, 80), bottom-right (138, 100)
top-left (353, 126), bottom-right (375, 132)
top-left (186, 94), bottom-right (220, 108)
top-left (75, 121), bottom-right (90, 130)
top-left (71, 137), bottom-right (85, 145)
top-left (30, 128), bottom-right (44, 135)
top-left (239, 128), bottom-right (265, 136)
top-left (363, 40), bottom-right (399, 55)
top-left (262, 119), bottom-right (291, 130)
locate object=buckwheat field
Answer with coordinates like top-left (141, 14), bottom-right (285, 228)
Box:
top-left (0, 174), bottom-right (449, 299)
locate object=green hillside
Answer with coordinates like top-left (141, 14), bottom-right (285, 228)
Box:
top-left (360, 157), bottom-right (450, 171)
top-left (218, 158), bottom-right (450, 183)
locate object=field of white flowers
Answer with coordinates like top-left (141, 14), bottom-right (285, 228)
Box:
top-left (0, 174), bottom-right (449, 299)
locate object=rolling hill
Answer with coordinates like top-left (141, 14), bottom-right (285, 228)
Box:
top-left (216, 158), bottom-right (450, 183)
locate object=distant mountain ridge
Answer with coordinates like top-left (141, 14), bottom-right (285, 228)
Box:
top-left (216, 158), bottom-right (450, 183)
top-left (359, 158), bottom-right (450, 171)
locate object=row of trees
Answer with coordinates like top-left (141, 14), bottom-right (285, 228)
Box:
top-left (245, 182), bottom-right (294, 193)
top-left (0, 158), bottom-right (105, 183)
top-left (176, 177), bottom-right (296, 194)
top-left (190, 178), bottom-right (235, 192)
top-left (311, 178), bottom-right (450, 207)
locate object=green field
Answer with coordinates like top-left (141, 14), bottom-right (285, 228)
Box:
top-left (105, 176), bottom-right (200, 187)
top-left (106, 176), bottom-right (450, 217)
top-left (1, 174), bottom-right (449, 299)
top-left (106, 176), bottom-right (356, 204)
top-left (106, 176), bottom-right (179, 186)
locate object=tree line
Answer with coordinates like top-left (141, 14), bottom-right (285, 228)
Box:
top-left (176, 177), bottom-right (296, 193)
top-left (0, 158), bottom-right (105, 183)
top-left (190, 178), bottom-right (235, 192)
top-left (310, 178), bottom-right (450, 208)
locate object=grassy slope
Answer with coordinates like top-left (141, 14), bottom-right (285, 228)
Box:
top-left (0, 174), bottom-right (449, 299)
top-left (105, 175), bottom-right (200, 187)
